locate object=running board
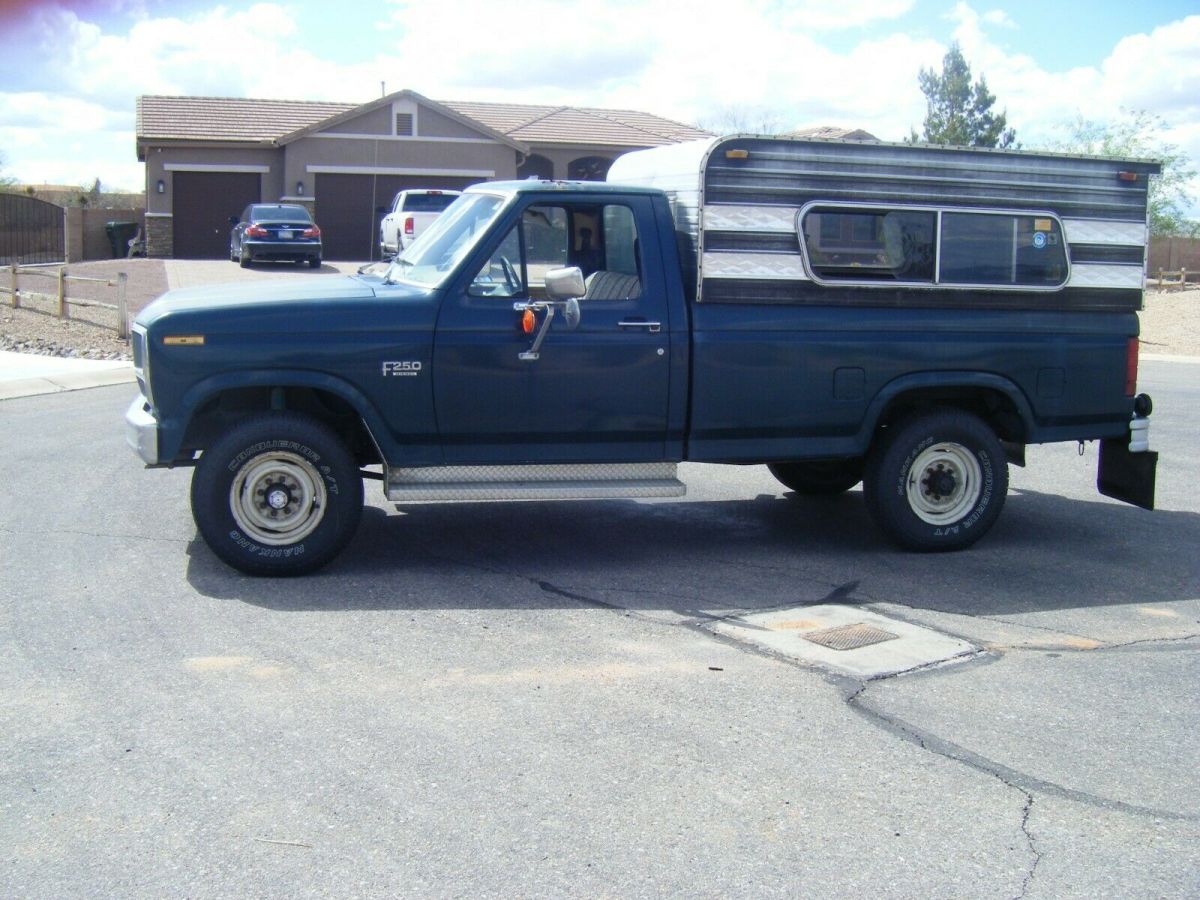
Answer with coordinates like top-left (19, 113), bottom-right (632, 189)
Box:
top-left (386, 462), bottom-right (686, 503)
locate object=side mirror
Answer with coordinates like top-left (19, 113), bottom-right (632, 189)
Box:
top-left (376, 205), bottom-right (388, 214)
top-left (228, 216), bottom-right (239, 226)
top-left (543, 266), bottom-right (585, 301)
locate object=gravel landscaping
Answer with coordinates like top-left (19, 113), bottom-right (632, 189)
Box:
top-left (2, 259), bottom-right (1198, 359)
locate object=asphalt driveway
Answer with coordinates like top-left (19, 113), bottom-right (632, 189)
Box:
top-left (0, 359), bottom-right (1196, 898)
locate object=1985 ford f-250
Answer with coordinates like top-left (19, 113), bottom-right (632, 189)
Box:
top-left (126, 136), bottom-right (1160, 575)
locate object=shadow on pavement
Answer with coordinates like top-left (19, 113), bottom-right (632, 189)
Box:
top-left (185, 487), bottom-right (1200, 617)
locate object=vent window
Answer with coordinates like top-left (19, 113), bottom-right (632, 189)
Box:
top-left (395, 113), bottom-right (414, 136)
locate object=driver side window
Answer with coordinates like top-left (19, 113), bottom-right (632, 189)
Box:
top-left (470, 224), bottom-right (524, 298)
top-left (468, 201), bottom-right (642, 301)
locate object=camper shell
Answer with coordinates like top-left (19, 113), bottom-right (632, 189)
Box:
top-left (608, 134), bottom-right (1158, 312)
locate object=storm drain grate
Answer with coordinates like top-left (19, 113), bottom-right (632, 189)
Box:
top-left (801, 623), bottom-right (900, 652)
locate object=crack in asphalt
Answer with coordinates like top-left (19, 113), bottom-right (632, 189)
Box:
top-left (527, 572), bottom-right (1197, 899)
top-left (1013, 790), bottom-right (1042, 900)
top-left (846, 678), bottom-right (1198, 824)
top-left (0, 525), bottom-right (190, 544)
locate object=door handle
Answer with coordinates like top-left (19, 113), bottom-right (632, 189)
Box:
top-left (618, 319), bottom-right (662, 333)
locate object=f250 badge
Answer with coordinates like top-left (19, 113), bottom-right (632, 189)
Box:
top-left (382, 361), bottom-right (422, 377)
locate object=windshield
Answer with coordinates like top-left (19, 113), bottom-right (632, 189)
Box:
top-left (386, 193), bottom-right (509, 287)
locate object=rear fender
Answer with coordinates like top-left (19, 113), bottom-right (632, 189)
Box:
top-left (859, 371), bottom-right (1035, 449)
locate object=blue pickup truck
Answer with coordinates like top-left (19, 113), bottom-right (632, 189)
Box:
top-left (126, 136), bottom-right (1159, 575)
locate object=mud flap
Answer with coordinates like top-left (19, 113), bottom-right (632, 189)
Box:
top-left (1097, 438), bottom-right (1157, 510)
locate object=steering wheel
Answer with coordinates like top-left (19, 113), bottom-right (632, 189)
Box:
top-left (499, 256), bottom-right (520, 294)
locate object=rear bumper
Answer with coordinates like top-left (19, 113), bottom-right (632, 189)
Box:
top-left (244, 239), bottom-right (321, 260)
top-left (125, 395), bottom-right (160, 464)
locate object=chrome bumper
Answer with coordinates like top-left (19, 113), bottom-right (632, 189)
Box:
top-left (125, 395), bottom-right (160, 464)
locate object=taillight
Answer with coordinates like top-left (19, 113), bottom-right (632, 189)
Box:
top-left (303, 225), bottom-right (321, 238)
top-left (1125, 337), bottom-right (1139, 396)
top-left (245, 224), bottom-right (268, 238)
top-left (404, 215), bottom-right (414, 235)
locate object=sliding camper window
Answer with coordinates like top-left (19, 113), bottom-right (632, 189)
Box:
top-left (799, 204), bottom-right (1069, 290)
top-left (939, 213), bottom-right (1067, 286)
top-left (801, 208), bottom-right (936, 283)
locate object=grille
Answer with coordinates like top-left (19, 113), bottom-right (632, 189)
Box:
top-left (801, 623), bottom-right (899, 651)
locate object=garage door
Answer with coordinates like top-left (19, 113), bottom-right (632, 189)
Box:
top-left (172, 172), bottom-right (261, 259)
top-left (315, 173), bottom-right (473, 261)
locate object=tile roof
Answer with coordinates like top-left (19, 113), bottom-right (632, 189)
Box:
top-left (439, 101), bottom-right (711, 147)
top-left (137, 95), bottom-right (355, 143)
top-left (782, 126), bottom-right (879, 141)
top-left (137, 94), bottom-right (710, 149)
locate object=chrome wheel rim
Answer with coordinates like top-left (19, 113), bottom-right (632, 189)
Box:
top-left (229, 451), bottom-right (326, 546)
top-left (905, 442), bottom-right (981, 525)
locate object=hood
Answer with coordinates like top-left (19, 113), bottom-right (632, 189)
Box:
top-left (135, 275), bottom-right (383, 327)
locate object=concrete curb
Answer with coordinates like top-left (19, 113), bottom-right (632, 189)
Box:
top-left (0, 365), bottom-right (136, 401)
top-left (1142, 353), bottom-right (1200, 364)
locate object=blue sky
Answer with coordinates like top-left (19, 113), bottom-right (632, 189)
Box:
top-left (0, 0), bottom-right (1196, 215)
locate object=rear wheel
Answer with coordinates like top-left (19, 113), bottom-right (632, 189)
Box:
top-left (238, 246), bottom-right (250, 268)
top-left (769, 458), bottom-right (863, 495)
top-left (308, 256), bottom-right (321, 269)
top-left (191, 413), bottom-right (363, 576)
top-left (863, 408), bottom-right (1007, 551)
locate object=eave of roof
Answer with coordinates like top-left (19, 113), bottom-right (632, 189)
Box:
top-left (135, 92), bottom-right (713, 153)
top-left (274, 89), bottom-right (529, 152)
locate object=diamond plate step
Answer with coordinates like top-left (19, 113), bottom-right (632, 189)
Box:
top-left (386, 463), bottom-right (686, 503)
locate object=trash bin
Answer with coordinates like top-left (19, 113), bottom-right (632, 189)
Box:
top-left (105, 221), bottom-right (139, 259)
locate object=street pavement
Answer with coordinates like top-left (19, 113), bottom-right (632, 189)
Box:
top-left (0, 360), bottom-right (1196, 898)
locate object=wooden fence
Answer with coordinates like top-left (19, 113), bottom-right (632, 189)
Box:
top-left (1153, 267), bottom-right (1192, 292)
top-left (2, 263), bottom-right (129, 339)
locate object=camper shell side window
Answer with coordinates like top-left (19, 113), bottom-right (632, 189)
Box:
top-left (797, 202), bottom-right (1070, 291)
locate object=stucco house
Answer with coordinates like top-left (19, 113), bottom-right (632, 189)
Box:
top-left (136, 90), bottom-right (710, 261)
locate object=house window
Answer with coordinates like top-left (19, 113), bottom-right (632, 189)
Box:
top-left (395, 113), bottom-right (414, 136)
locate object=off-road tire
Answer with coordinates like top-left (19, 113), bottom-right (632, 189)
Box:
top-left (863, 408), bottom-right (1007, 552)
top-left (190, 413), bottom-right (363, 576)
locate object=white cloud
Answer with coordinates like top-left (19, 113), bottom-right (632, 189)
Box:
top-left (981, 9), bottom-right (1015, 28)
top-left (0, 1), bottom-right (1196, 211)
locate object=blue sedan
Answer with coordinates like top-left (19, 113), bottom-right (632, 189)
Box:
top-left (230, 204), bottom-right (322, 268)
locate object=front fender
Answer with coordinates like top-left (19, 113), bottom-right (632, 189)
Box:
top-left (159, 369), bottom-right (398, 465)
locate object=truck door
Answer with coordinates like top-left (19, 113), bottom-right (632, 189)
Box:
top-left (433, 194), bottom-right (671, 463)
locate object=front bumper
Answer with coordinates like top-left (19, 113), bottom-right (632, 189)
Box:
top-left (125, 395), bottom-right (160, 464)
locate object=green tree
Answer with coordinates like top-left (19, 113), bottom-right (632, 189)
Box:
top-left (1049, 109), bottom-right (1197, 237)
top-left (910, 42), bottom-right (1016, 148)
top-left (0, 150), bottom-right (16, 191)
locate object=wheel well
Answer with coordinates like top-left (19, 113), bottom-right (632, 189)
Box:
top-left (876, 387), bottom-right (1027, 444)
top-left (181, 386), bottom-right (381, 466)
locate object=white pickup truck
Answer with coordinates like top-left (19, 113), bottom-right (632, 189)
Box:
top-left (378, 189), bottom-right (462, 257)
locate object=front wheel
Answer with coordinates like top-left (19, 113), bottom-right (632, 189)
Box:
top-left (863, 409), bottom-right (1007, 552)
top-left (190, 413), bottom-right (363, 575)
